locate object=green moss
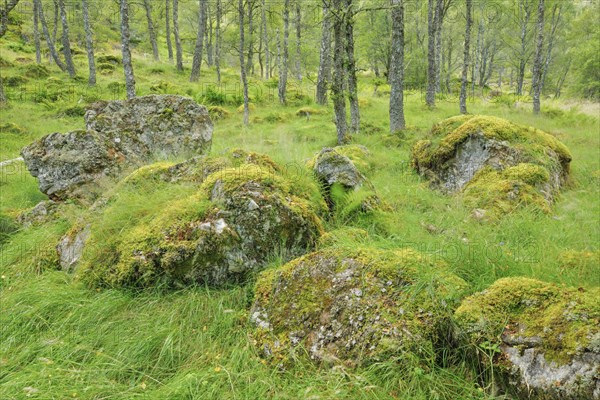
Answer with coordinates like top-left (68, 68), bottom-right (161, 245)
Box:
top-left (455, 277), bottom-right (600, 365)
top-left (317, 227), bottom-right (369, 248)
top-left (78, 152), bottom-right (326, 288)
top-left (462, 166), bottom-right (551, 216)
top-left (306, 144), bottom-right (372, 174)
top-left (208, 106), bottom-right (231, 120)
top-left (502, 163), bottom-right (550, 185)
top-left (412, 115), bottom-right (572, 171)
top-left (252, 247), bottom-right (467, 366)
top-left (295, 107), bottom-right (323, 117)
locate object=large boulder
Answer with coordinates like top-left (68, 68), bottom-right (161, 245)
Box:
top-left (411, 115), bottom-right (572, 215)
top-left (77, 150), bottom-right (326, 288)
top-left (21, 95), bottom-right (212, 200)
top-left (250, 247), bottom-right (467, 367)
top-left (455, 277), bottom-right (600, 399)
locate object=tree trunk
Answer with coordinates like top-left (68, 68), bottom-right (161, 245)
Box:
top-left (173, 0), bottom-right (183, 71)
top-left (247, 0), bottom-right (254, 75)
top-left (459, 0), bottom-right (472, 114)
top-left (483, 40), bottom-right (496, 87)
top-left (58, 0), bottom-right (76, 77)
top-left (206, 5), bottom-right (213, 67)
top-left (554, 60), bottom-right (570, 98)
top-left (33, 0), bottom-right (41, 64)
top-left (295, 2), bottom-right (301, 81)
top-left (120, 0), bottom-right (136, 99)
top-left (516, 1), bottom-right (532, 96)
top-left (143, 0), bottom-right (159, 61)
top-left (389, 0), bottom-right (405, 132)
top-left (166, 0), bottom-right (173, 62)
top-left (36, 0), bottom-right (65, 71)
top-left (261, 0), bottom-right (269, 79)
top-left (278, 0), bottom-right (290, 104)
top-left (316, 4), bottom-right (332, 105)
top-left (190, 0), bottom-right (207, 82)
top-left (239, 0), bottom-right (249, 125)
top-left (215, 0), bottom-right (222, 82)
top-left (445, 35), bottom-right (452, 93)
top-left (332, 0), bottom-right (347, 144)
top-left (531, 0), bottom-right (545, 114)
top-left (426, 0), bottom-right (437, 107)
top-left (52, 0), bottom-right (58, 43)
top-left (541, 4), bottom-right (560, 92)
top-left (472, 19), bottom-right (481, 94)
top-left (82, 0), bottom-right (96, 85)
top-left (345, 0), bottom-right (359, 134)
top-left (434, 0), bottom-right (443, 93)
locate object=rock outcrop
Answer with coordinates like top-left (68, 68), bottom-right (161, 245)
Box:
top-left (21, 95), bottom-right (213, 200)
top-left (455, 277), bottom-right (599, 399)
top-left (77, 150), bottom-right (326, 288)
top-left (411, 115), bottom-right (572, 215)
top-left (250, 247), bottom-right (467, 367)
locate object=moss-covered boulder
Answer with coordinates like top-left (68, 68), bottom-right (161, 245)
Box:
top-left (250, 247), bottom-right (467, 367)
top-left (77, 151), bottom-right (325, 288)
top-left (307, 145), bottom-right (386, 220)
top-left (411, 115), bottom-right (571, 215)
top-left (455, 277), bottom-right (600, 399)
top-left (308, 145), bottom-right (369, 190)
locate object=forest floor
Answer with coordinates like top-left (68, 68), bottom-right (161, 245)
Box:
top-left (1, 49), bottom-right (599, 399)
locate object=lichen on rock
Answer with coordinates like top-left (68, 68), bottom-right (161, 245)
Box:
top-left (250, 247), bottom-right (467, 367)
top-left (455, 277), bottom-right (600, 399)
top-left (411, 115), bottom-right (572, 216)
top-left (21, 95), bottom-right (213, 201)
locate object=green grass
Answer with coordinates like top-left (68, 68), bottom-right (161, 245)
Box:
top-left (1, 48), bottom-right (599, 399)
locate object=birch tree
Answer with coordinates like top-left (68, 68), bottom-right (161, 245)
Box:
top-left (173, 0), bottom-right (183, 71)
top-left (294, 2), bottom-right (301, 81)
top-left (166, 0), bottom-right (173, 62)
top-left (316, 4), bottom-right (332, 105)
top-left (345, 0), bottom-right (359, 133)
top-left (389, 0), bottom-right (405, 132)
top-left (460, 0), bottom-right (473, 114)
top-left (331, 0), bottom-right (347, 144)
top-left (190, 0), bottom-right (208, 82)
top-left (143, 0), bottom-right (159, 61)
top-left (58, 0), bottom-right (76, 77)
top-left (120, 0), bottom-right (136, 99)
top-left (215, 0), bottom-right (222, 82)
top-left (278, 0), bottom-right (290, 104)
top-left (239, 0), bottom-right (249, 125)
top-left (82, 0), bottom-right (96, 85)
top-left (35, 0), bottom-right (66, 71)
top-left (33, 0), bottom-right (41, 64)
top-left (531, 0), bottom-right (545, 114)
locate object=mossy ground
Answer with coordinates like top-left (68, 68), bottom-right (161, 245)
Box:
top-left (0, 41), bottom-right (599, 398)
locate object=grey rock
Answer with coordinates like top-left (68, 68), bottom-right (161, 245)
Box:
top-left (57, 225), bottom-right (90, 272)
top-left (437, 134), bottom-right (519, 193)
top-left (21, 95), bottom-right (212, 200)
top-left (312, 147), bottom-right (366, 190)
top-left (503, 345), bottom-right (600, 399)
top-left (17, 200), bottom-right (60, 227)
